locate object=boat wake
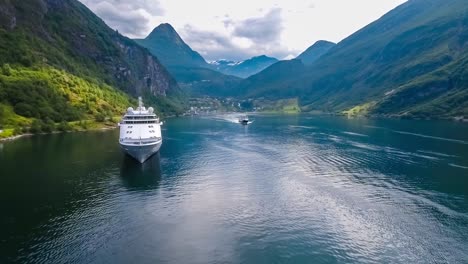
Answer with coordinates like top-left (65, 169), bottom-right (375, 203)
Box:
top-left (209, 114), bottom-right (254, 124)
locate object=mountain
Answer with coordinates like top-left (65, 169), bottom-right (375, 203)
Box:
top-left (135, 24), bottom-right (208, 68)
top-left (170, 67), bottom-right (242, 97)
top-left (210, 55), bottom-right (279, 78)
top-left (236, 59), bottom-right (306, 97)
top-left (296, 40), bottom-right (335, 65)
top-left (241, 0), bottom-right (468, 119)
top-left (135, 24), bottom-right (242, 97)
top-left (0, 0), bottom-right (182, 129)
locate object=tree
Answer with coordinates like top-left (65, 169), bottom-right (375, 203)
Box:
top-left (58, 121), bottom-right (71, 132)
top-left (41, 118), bottom-right (55, 133)
top-left (1, 64), bottom-right (12, 76)
top-left (30, 119), bottom-right (42, 134)
top-left (95, 112), bottom-right (106, 122)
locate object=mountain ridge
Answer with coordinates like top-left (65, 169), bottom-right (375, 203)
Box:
top-left (240, 0), bottom-right (468, 119)
top-left (296, 40), bottom-right (336, 65)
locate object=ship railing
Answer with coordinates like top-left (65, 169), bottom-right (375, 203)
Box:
top-left (120, 137), bottom-right (161, 145)
top-left (120, 119), bottom-right (161, 124)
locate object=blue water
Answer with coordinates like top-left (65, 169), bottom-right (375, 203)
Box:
top-left (1, 114), bottom-right (467, 263)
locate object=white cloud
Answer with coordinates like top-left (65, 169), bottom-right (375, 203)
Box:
top-left (79, 0), bottom-right (407, 60)
top-left (179, 8), bottom-right (295, 61)
top-left (233, 8), bottom-right (282, 43)
top-left (79, 0), bottom-right (164, 37)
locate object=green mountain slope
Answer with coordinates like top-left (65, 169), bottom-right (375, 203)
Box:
top-left (296, 40), bottom-right (335, 65)
top-left (135, 23), bottom-right (242, 97)
top-left (170, 66), bottom-right (242, 97)
top-left (135, 24), bottom-right (208, 68)
top-left (237, 59), bottom-right (306, 98)
top-left (243, 0), bottom-right (468, 119)
top-left (0, 0), bottom-right (182, 130)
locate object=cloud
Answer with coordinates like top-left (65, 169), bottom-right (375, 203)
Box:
top-left (180, 25), bottom-right (246, 60)
top-left (233, 8), bottom-right (283, 43)
top-left (79, 0), bottom-right (164, 38)
top-left (180, 8), bottom-right (296, 61)
top-left (78, 0), bottom-right (407, 61)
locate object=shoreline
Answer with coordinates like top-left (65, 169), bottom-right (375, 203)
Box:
top-left (184, 110), bottom-right (468, 123)
top-left (0, 125), bottom-right (118, 142)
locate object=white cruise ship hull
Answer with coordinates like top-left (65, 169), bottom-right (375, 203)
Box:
top-left (120, 140), bottom-right (162, 163)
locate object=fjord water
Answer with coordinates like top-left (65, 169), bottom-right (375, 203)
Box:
top-left (1, 115), bottom-right (468, 263)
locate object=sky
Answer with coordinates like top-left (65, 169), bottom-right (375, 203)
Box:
top-left (79, 0), bottom-right (407, 61)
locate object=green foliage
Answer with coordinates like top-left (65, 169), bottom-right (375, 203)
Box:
top-left (0, 0), bottom-right (184, 134)
top-left (253, 98), bottom-right (301, 113)
top-left (0, 66), bottom-right (133, 125)
top-left (169, 66), bottom-right (242, 97)
top-left (1, 64), bottom-right (12, 76)
top-left (0, 103), bottom-right (31, 128)
top-left (95, 112), bottom-right (106, 122)
top-left (41, 118), bottom-right (55, 133)
top-left (57, 121), bottom-right (72, 132)
top-left (78, 120), bottom-right (88, 129)
top-left (30, 119), bottom-right (42, 134)
top-left (144, 92), bottom-right (186, 117)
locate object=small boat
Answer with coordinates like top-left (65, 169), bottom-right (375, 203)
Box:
top-left (238, 115), bottom-right (250, 125)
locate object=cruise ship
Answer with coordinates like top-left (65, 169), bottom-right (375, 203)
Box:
top-left (119, 97), bottom-right (163, 163)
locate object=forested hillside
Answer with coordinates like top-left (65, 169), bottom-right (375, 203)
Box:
top-left (0, 0), bottom-right (183, 134)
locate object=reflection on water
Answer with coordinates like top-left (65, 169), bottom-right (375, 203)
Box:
top-left (1, 115), bottom-right (468, 263)
top-left (120, 153), bottom-right (162, 190)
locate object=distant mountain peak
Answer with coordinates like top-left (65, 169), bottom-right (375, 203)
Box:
top-left (149, 23), bottom-right (176, 35)
top-left (146, 23), bottom-right (184, 44)
top-left (136, 23), bottom-right (208, 67)
top-left (210, 55), bottom-right (279, 78)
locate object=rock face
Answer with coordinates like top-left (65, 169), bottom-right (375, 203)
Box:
top-left (0, 0), bottom-right (179, 97)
